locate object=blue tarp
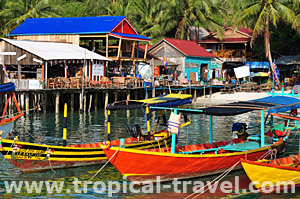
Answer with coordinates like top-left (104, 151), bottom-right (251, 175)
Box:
top-left (0, 82), bottom-right (15, 93)
top-left (251, 96), bottom-right (300, 114)
top-left (9, 16), bottom-right (126, 35)
top-left (198, 96), bottom-right (300, 116)
top-left (245, 62), bottom-right (270, 69)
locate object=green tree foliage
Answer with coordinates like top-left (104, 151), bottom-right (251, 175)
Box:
top-left (0, 0), bottom-right (300, 56)
top-left (232, 0), bottom-right (296, 85)
top-left (0, 0), bottom-right (60, 36)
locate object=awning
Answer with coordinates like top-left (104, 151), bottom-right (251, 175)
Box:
top-left (106, 93), bottom-right (192, 111)
top-left (276, 56), bottom-right (300, 65)
top-left (178, 96), bottom-right (300, 116)
top-left (109, 32), bottom-right (151, 42)
top-left (1, 38), bottom-right (112, 61)
top-left (244, 61), bottom-right (270, 69)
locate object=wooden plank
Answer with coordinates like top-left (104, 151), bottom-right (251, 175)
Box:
top-left (131, 41), bottom-right (136, 58)
top-left (144, 43), bottom-right (148, 59)
top-left (108, 46), bottom-right (119, 48)
top-left (106, 35), bottom-right (109, 57)
top-left (80, 35), bottom-right (107, 38)
top-left (117, 39), bottom-right (122, 58)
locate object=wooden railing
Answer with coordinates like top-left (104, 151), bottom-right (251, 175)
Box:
top-left (212, 49), bottom-right (252, 58)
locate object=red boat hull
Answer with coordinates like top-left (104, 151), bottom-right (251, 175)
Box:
top-left (104, 139), bottom-right (285, 184)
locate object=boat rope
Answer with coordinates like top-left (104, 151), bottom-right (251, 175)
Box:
top-left (164, 140), bottom-right (169, 153)
top-left (88, 146), bottom-right (121, 182)
top-left (0, 106), bottom-right (38, 120)
top-left (290, 128), bottom-right (300, 140)
top-left (258, 146), bottom-right (273, 160)
top-left (157, 139), bottom-right (161, 152)
top-left (46, 148), bottom-right (55, 173)
top-left (184, 161), bottom-right (240, 199)
top-left (1, 137), bottom-right (18, 165)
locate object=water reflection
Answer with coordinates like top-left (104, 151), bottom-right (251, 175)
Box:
top-left (0, 106), bottom-right (298, 198)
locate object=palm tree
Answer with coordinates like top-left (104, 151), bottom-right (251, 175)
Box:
top-left (131, 0), bottom-right (165, 43)
top-left (106, 0), bottom-right (132, 19)
top-left (0, 0), bottom-right (8, 36)
top-left (233, 0), bottom-right (295, 86)
top-left (160, 0), bottom-right (224, 40)
top-left (81, 0), bottom-right (110, 17)
top-left (0, 0), bottom-right (60, 36)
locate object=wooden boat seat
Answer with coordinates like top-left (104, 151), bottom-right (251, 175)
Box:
top-left (181, 141), bottom-right (261, 154)
top-left (220, 141), bottom-right (261, 151)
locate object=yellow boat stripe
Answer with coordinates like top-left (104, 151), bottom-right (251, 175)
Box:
top-left (123, 173), bottom-right (153, 176)
top-left (4, 155), bottom-right (107, 161)
top-left (109, 141), bottom-right (283, 158)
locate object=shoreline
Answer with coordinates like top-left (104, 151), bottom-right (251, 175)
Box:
top-left (194, 89), bottom-right (292, 105)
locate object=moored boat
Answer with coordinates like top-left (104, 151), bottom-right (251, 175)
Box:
top-left (104, 96), bottom-right (300, 184)
top-left (241, 112), bottom-right (300, 193)
top-left (0, 134), bottom-right (173, 173)
top-left (241, 156), bottom-right (300, 193)
top-left (0, 82), bottom-right (23, 138)
top-left (0, 93), bottom-right (192, 172)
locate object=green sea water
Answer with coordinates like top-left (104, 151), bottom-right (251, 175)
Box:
top-left (0, 105), bottom-right (299, 198)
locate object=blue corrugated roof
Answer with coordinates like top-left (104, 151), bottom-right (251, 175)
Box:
top-left (110, 32), bottom-right (151, 41)
top-left (8, 16), bottom-right (126, 36)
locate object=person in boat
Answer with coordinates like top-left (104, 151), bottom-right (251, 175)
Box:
top-left (232, 123), bottom-right (249, 140)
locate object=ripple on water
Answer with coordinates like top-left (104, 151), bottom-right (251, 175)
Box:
top-left (0, 107), bottom-right (299, 198)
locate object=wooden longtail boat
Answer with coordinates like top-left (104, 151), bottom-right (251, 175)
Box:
top-left (104, 96), bottom-right (300, 184)
top-left (241, 112), bottom-right (300, 193)
top-left (0, 82), bottom-right (23, 138)
top-left (0, 134), bottom-right (173, 173)
top-left (0, 93), bottom-right (192, 173)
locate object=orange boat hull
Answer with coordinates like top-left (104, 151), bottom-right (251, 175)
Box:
top-left (104, 139), bottom-right (285, 184)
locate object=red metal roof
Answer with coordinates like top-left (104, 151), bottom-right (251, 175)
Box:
top-left (238, 28), bottom-right (253, 36)
top-left (139, 44), bottom-right (153, 51)
top-left (164, 38), bottom-right (214, 57)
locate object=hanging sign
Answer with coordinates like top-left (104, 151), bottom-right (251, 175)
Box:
top-left (92, 63), bottom-right (104, 77)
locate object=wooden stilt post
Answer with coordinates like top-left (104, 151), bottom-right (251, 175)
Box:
top-left (83, 93), bottom-right (87, 112)
top-left (55, 92), bottom-right (60, 113)
top-left (42, 92), bottom-right (47, 113)
top-left (88, 94), bottom-right (92, 112)
top-left (115, 90), bottom-right (118, 102)
top-left (194, 89), bottom-right (197, 102)
top-left (127, 91), bottom-right (130, 101)
top-left (25, 94), bottom-right (29, 115)
top-left (79, 93), bottom-right (83, 111)
top-left (63, 103), bottom-right (67, 146)
top-left (104, 91), bottom-right (109, 109)
top-left (209, 86), bottom-right (212, 98)
top-left (20, 94), bottom-right (24, 110)
top-left (71, 93), bottom-right (74, 111)
top-left (94, 93), bottom-right (98, 110)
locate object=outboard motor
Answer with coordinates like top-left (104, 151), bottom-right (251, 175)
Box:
top-left (232, 123), bottom-right (249, 139)
top-left (126, 124), bottom-right (142, 138)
